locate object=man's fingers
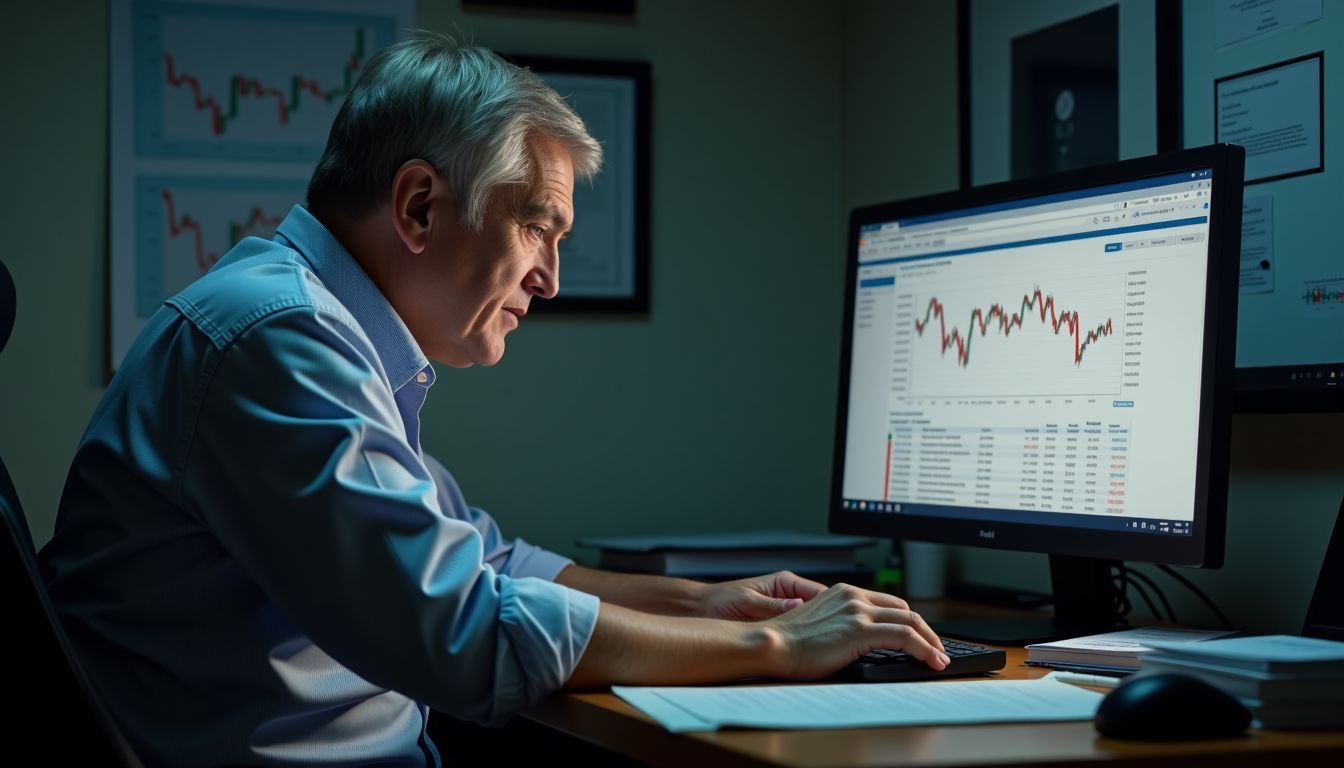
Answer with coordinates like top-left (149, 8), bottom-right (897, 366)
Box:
top-left (902, 607), bottom-right (944, 653)
top-left (769, 572), bottom-right (827, 601)
top-left (739, 594), bottom-right (804, 620)
top-left (868, 620), bottom-right (949, 670)
top-left (849, 586), bottom-right (910, 612)
top-left (761, 596), bottom-right (804, 616)
top-left (844, 585), bottom-right (943, 649)
top-left (869, 606), bottom-right (947, 657)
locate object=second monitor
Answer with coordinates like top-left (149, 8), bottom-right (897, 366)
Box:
top-left (829, 144), bottom-right (1246, 643)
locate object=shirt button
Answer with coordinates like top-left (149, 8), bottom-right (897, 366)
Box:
top-left (416, 372), bottom-right (428, 384)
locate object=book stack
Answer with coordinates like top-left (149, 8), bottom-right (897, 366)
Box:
top-left (575, 529), bottom-right (875, 580)
top-left (1142, 634), bottom-right (1344, 729)
top-left (1025, 627), bottom-right (1237, 674)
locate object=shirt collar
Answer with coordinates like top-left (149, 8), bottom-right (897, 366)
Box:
top-left (273, 205), bottom-right (431, 393)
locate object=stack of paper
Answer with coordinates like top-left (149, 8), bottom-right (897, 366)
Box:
top-left (1143, 634), bottom-right (1344, 729)
top-left (1025, 627), bottom-right (1236, 674)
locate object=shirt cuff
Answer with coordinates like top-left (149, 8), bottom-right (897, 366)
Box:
top-left (488, 575), bottom-right (601, 724)
top-left (501, 537), bottom-right (575, 582)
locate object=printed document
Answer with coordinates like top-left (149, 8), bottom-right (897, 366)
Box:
top-left (613, 675), bottom-right (1104, 733)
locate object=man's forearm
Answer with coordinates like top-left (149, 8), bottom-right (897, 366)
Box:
top-left (565, 602), bottom-right (783, 687)
top-left (554, 564), bottom-right (707, 616)
top-left (564, 580), bottom-right (951, 688)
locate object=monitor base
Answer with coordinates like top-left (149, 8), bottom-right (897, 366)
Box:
top-left (931, 553), bottom-right (1125, 645)
top-left (931, 616), bottom-right (1123, 646)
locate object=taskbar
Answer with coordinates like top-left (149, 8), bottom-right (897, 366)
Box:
top-left (1236, 363), bottom-right (1344, 412)
top-left (1239, 362), bottom-right (1344, 390)
top-left (840, 498), bottom-right (1192, 536)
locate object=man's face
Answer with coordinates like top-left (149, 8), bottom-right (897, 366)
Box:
top-left (416, 135), bottom-right (574, 367)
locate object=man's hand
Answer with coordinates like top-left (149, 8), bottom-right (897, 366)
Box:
top-left (567, 580), bottom-right (950, 687)
top-left (697, 571), bottom-right (828, 621)
top-left (761, 582), bottom-right (949, 679)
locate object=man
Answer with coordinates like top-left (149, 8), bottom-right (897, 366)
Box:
top-left (40, 35), bottom-right (947, 765)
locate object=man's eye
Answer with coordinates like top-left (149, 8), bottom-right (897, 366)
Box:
top-left (525, 224), bottom-right (547, 239)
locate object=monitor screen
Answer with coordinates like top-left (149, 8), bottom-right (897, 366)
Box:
top-left (1235, 184), bottom-right (1344, 410)
top-left (829, 145), bottom-right (1245, 588)
top-left (1174, 14), bottom-right (1342, 412)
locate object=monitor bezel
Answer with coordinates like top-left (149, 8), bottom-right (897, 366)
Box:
top-left (829, 144), bottom-right (1245, 568)
top-left (1235, 368), bottom-right (1344, 412)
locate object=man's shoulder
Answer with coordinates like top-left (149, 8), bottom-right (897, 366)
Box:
top-left (168, 237), bottom-right (353, 350)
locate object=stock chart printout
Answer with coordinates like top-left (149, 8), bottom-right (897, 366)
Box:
top-left (109, 0), bottom-right (413, 367)
top-left (841, 171), bottom-right (1216, 533)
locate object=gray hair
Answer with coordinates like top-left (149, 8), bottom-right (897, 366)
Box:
top-left (306, 33), bottom-right (602, 229)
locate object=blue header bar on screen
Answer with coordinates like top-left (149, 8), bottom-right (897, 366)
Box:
top-left (859, 216), bottom-right (1209, 267)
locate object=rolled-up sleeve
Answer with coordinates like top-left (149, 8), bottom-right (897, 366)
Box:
top-left (422, 455), bottom-right (575, 582)
top-left (180, 304), bottom-right (598, 724)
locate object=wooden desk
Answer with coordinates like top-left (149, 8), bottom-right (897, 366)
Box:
top-left (521, 601), bottom-right (1344, 767)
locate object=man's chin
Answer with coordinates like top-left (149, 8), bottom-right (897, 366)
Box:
top-left (430, 336), bottom-right (504, 368)
top-left (475, 341), bottom-right (506, 367)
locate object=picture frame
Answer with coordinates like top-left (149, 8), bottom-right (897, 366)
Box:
top-left (1214, 51), bottom-right (1324, 185)
top-left (505, 54), bottom-right (651, 313)
top-left (957, 0), bottom-right (1182, 189)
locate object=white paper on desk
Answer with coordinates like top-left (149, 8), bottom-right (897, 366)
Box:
top-left (613, 676), bottom-right (1104, 733)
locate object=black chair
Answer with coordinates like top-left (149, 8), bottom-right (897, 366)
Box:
top-left (0, 259), bottom-right (141, 765)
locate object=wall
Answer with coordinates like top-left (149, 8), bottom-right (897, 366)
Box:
top-left (842, 0), bottom-right (960, 209)
top-left (964, 0), bottom-right (1158, 186)
top-left (0, 1), bottom-right (847, 562)
top-left (0, 1), bottom-right (110, 543)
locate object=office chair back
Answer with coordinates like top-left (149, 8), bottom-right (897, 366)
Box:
top-left (0, 259), bottom-right (141, 765)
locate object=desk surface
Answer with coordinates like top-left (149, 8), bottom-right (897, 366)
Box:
top-left (522, 601), bottom-right (1344, 768)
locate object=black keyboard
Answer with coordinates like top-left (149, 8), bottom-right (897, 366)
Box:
top-left (831, 639), bottom-right (1007, 683)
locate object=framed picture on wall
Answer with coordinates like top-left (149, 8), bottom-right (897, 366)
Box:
top-left (958, 0), bottom-right (1182, 188)
top-left (504, 54), bottom-right (651, 313)
top-left (1215, 52), bottom-right (1324, 185)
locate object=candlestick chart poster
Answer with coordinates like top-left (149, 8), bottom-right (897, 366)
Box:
top-left (110, 0), bottom-right (412, 368)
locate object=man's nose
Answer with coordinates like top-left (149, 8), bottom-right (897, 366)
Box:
top-left (526, 243), bottom-right (559, 299)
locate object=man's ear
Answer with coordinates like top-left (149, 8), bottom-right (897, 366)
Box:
top-left (389, 159), bottom-right (442, 255)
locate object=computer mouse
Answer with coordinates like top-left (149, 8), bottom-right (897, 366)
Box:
top-left (1094, 672), bottom-right (1251, 740)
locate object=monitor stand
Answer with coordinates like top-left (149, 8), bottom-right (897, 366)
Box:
top-left (931, 554), bottom-right (1124, 646)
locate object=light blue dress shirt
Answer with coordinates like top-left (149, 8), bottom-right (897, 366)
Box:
top-left (39, 205), bottom-right (599, 766)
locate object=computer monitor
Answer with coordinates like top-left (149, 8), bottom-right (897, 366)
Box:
top-left (1235, 206), bottom-right (1344, 412)
top-left (829, 144), bottom-right (1245, 644)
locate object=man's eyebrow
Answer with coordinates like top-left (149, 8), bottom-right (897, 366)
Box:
top-left (521, 200), bottom-right (572, 232)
